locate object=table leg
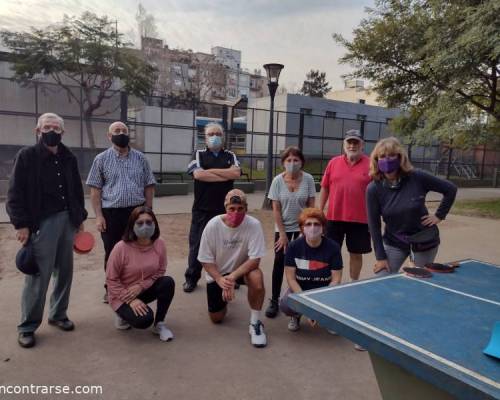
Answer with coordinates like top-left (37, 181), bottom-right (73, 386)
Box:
top-left (369, 352), bottom-right (455, 400)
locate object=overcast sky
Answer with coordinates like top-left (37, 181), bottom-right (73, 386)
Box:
top-left (0, 0), bottom-right (374, 91)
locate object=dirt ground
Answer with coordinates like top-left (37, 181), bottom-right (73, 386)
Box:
top-left (0, 209), bottom-right (499, 400)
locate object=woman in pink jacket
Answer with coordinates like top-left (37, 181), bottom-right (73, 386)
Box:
top-left (106, 206), bottom-right (175, 341)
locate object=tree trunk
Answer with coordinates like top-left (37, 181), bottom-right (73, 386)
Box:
top-left (84, 112), bottom-right (96, 148)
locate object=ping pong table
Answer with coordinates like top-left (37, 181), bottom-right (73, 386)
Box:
top-left (288, 259), bottom-right (500, 400)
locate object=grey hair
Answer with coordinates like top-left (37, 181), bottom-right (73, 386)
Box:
top-left (204, 122), bottom-right (224, 137)
top-left (37, 113), bottom-right (64, 130)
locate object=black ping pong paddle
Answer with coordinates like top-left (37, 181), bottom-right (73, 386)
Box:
top-left (424, 263), bottom-right (455, 273)
top-left (402, 266), bottom-right (433, 278)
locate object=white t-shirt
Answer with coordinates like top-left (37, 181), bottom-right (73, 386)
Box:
top-left (197, 214), bottom-right (267, 283)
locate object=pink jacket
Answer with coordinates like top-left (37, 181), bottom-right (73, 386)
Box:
top-left (106, 238), bottom-right (167, 311)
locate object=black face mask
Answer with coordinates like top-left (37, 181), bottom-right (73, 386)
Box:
top-left (111, 134), bottom-right (130, 148)
top-left (41, 131), bottom-right (62, 147)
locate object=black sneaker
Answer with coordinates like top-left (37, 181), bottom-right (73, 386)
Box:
top-left (265, 299), bottom-right (279, 318)
top-left (18, 332), bottom-right (36, 348)
top-left (183, 281), bottom-right (196, 293)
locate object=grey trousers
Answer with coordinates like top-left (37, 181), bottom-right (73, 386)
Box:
top-left (375, 244), bottom-right (439, 277)
top-left (18, 211), bottom-right (76, 333)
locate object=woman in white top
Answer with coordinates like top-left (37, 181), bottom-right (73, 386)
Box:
top-left (265, 146), bottom-right (316, 318)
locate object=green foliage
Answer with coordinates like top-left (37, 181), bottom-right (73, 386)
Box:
top-left (300, 69), bottom-right (332, 98)
top-left (334, 0), bottom-right (500, 147)
top-left (1, 12), bottom-right (156, 147)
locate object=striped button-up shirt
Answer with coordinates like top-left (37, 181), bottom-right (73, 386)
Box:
top-left (86, 147), bottom-right (156, 208)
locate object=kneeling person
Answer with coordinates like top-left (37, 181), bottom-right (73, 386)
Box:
top-left (281, 208), bottom-right (343, 331)
top-left (198, 189), bottom-right (267, 348)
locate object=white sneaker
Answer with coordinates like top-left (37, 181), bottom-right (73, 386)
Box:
top-left (153, 322), bottom-right (174, 342)
top-left (327, 329), bottom-right (337, 335)
top-left (288, 316), bottom-right (300, 332)
top-left (249, 320), bottom-right (267, 348)
top-left (354, 343), bottom-right (366, 351)
top-left (114, 315), bottom-right (131, 330)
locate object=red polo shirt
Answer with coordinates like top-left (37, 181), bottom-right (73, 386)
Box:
top-left (321, 154), bottom-right (371, 223)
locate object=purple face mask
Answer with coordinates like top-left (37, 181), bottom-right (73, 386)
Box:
top-left (378, 157), bottom-right (401, 173)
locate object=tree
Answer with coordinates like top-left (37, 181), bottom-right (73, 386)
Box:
top-left (136, 4), bottom-right (159, 40)
top-left (1, 12), bottom-right (156, 147)
top-left (333, 0), bottom-right (500, 147)
top-left (300, 70), bottom-right (332, 97)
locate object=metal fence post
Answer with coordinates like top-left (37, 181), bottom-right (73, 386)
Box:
top-left (298, 112), bottom-right (304, 151)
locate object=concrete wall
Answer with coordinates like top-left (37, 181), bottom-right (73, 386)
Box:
top-left (140, 106), bottom-right (195, 173)
top-left (247, 94), bottom-right (400, 158)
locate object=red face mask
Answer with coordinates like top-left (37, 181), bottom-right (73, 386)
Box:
top-left (226, 211), bottom-right (245, 227)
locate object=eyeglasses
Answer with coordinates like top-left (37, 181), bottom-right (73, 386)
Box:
top-left (40, 127), bottom-right (62, 134)
top-left (135, 220), bottom-right (154, 227)
top-left (304, 222), bottom-right (322, 227)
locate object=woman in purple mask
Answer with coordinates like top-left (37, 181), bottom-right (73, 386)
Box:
top-left (366, 137), bottom-right (457, 276)
top-left (280, 208), bottom-right (343, 332)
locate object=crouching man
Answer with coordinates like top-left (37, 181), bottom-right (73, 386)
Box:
top-left (198, 189), bottom-right (268, 348)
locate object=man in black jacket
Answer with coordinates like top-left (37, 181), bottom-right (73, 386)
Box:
top-left (6, 112), bottom-right (88, 348)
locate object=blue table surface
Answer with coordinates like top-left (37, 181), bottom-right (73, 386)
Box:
top-left (289, 260), bottom-right (500, 398)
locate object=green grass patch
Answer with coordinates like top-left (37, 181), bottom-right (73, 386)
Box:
top-left (451, 198), bottom-right (500, 219)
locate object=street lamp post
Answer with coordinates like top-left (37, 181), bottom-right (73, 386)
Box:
top-left (262, 63), bottom-right (284, 209)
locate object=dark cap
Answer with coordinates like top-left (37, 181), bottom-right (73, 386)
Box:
top-left (16, 242), bottom-right (39, 275)
top-left (224, 189), bottom-right (247, 207)
top-left (344, 129), bottom-right (363, 142)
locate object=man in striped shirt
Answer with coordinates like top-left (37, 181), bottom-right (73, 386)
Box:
top-left (86, 121), bottom-right (156, 303)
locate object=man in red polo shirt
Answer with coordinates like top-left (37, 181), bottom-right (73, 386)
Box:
top-left (319, 129), bottom-right (372, 282)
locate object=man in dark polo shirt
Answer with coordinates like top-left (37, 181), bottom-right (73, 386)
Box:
top-left (6, 112), bottom-right (87, 348)
top-left (183, 123), bottom-right (241, 292)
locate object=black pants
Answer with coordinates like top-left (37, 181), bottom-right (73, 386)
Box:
top-left (185, 210), bottom-right (220, 284)
top-left (116, 276), bottom-right (175, 329)
top-left (271, 231), bottom-right (301, 301)
top-left (101, 206), bottom-right (139, 272)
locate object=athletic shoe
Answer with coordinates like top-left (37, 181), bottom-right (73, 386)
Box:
top-left (327, 329), bottom-right (337, 335)
top-left (102, 292), bottom-right (108, 304)
top-left (265, 299), bottom-right (279, 318)
top-left (288, 316), bottom-right (300, 332)
top-left (153, 322), bottom-right (174, 342)
top-left (249, 320), bottom-right (267, 348)
top-left (182, 281), bottom-right (196, 293)
top-left (114, 315), bottom-right (131, 330)
top-left (354, 344), bottom-right (366, 351)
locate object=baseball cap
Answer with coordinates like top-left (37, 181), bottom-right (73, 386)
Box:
top-left (224, 189), bottom-right (248, 207)
top-left (16, 242), bottom-right (39, 275)
top-left (344, 129), bottom-right (363, 142)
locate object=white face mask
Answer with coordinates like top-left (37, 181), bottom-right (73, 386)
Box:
top-left (284, 161), bottom-right (301, 174)
top-left (303, 225), bottom-right (322, 241)
top-left (207, 135), bottom-right (222, 149)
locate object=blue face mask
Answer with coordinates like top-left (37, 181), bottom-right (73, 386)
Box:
top-left (207, 135), bottom-right (222, 149)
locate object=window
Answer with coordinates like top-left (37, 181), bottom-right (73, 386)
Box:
top-left (357, 114), bottom-right (366, 121)
top-left (171, 65), bottom-right (182, 74)
top-left (300, 108), bottom-right (312, 115)
top-left (359, 99), bottom-right (366, 104)
top-left (325, 111), bottom-right (336, 119)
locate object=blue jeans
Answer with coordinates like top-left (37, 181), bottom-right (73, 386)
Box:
top-left (18, 211), bottom-right (76, 333)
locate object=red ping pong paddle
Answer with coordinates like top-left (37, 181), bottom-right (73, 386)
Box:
top-left (424, 263), bottom-right (455, 273)
top-left (402, 266), bottom-right (433, 278)
top-left (74, 231), bottom-right (95, 254)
